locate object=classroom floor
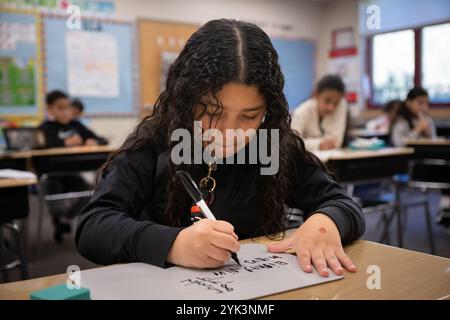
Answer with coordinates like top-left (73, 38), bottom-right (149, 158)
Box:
top-left (1, 190), bottom-right (450, 283)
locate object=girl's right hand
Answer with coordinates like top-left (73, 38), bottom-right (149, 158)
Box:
top-left (166, 219), bottom-right (240, 269)
top-left (64, 134), bottom-right (83, 147)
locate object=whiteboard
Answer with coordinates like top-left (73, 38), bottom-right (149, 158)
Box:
top-left (80, 244), bottom-right (343, 300)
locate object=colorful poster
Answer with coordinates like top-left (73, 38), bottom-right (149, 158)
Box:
top-left (0, 0), bottom-right (115, 13)
top-left (328, 47), bottom-right (359, 103)
top-left (0, 11), bottom-right (39, 116)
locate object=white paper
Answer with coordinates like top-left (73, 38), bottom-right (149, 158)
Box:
top-left (65, 30), bottom-right (119, 97)
top-left (0, 169), bottom-right (36, 180)
top-left (0, 22), bottom-right (35, 50)
top-left (80, 244), bottom-right (343, 300)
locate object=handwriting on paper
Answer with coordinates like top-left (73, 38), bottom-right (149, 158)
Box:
top-left (179, 254), bottom-right (289, 294)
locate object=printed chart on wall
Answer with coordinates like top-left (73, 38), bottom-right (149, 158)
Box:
top-left (43, 14), bottom-right (137, 116)
top-left (0, 10), bottom-right (41, 117)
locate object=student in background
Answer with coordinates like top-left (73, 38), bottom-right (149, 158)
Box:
top-left (71, 98), bottom-right (84, 121)
top-left (366, 99), bottom-right (401, 134)
top-left (76, 20), bottom-right (364, 277)
top-left (40, 90), bottom-right (102, 148)
top-left (291, 75), bottom-right (348, 151)
top-left (39, 90), bottom-right (100, 242)
top-left (390, 87), bottom-right (436, 147)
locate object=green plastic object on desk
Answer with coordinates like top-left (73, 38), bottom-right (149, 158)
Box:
top-left (30, 284), bottom-right (91, 300)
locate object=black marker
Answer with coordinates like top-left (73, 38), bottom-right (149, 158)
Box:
top-left (176, 170), bottom-right (241, 266)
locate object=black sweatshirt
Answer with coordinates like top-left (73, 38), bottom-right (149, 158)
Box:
top-left (39, 120), bottom-right (106, 148)
top-left (75, 143), bottom-right (365, 268)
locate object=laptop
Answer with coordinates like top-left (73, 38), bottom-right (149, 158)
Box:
top-left (3, 127), bottom-right (46, 151)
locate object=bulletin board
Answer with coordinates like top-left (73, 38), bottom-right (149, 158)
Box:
top-left (0, 8), bottom-right (43, 119)
top-left (43, 13), bottom-right (138, 116)
top-left (138, 19), bottom-right (199, 117)
top-left (137, 20), bottom-right (315, 116)
top-left (271, 38), bottom-right (316, 112)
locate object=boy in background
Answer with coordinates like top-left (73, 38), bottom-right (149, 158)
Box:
top-left (40, 91), bottom-right (101, 147)
top-left (39, 90), bottom-right (104, 242)
top-left (70, 98), bottom-right (84, 121)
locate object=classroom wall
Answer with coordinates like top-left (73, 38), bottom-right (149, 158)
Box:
top-left (316, 0), bottom-right (450, 120)
top-left (89, 0), bottom-right (326, 146)
top-left (115, 0), bottom-right (324, 39)
top-left (316, 0), bottom-right (362, 116)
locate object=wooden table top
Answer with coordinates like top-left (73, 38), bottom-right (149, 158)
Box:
top-left (0, 145), bottom-right (115, 160)
top-left (0, 178), bottom-right (36, 189)
top-left (314, 147), bottom-right (414, 162)
top-left (1, 233), bottom-right (449, 300)
top-left (407, 139), bottom-right (450, 146)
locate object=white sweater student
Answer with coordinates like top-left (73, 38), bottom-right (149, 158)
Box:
top-left (291, 75), bottom-right (348, 151)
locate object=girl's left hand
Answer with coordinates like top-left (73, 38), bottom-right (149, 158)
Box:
top-left (266, 213), bottom-right (357, 277)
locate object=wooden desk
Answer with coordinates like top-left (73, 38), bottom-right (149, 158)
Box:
top-left (0, 235), bottom-right (449, 300)
top-left (28, 145), bottom-right (115, 157)
top-left (314, 148), bottom-right (414, 183)
top-left (0, 145), bottom-right (115, 160)
top-left (0, 146), bottom-right (115, 172)
top-left (0, 178), bottom-right (36, 189)
top-left (407, 139), bottom-right (450, 160)
top-left (0, 153), bottom-right (29, 171)
top-left (0, 146), bottom-right (115, 260)
top-left (0, 178), bottom-right (36, 281)
top-left (0, 178), bottom-right (36, 221)
top-left (30, 146), bottom-right (115, 175)
top-left (0, 146), bottom-right (115, 176)
top-left (406, 138), bottom-right (450, 146)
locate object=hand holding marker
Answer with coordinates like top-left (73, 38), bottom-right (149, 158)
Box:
top-left (176, 170), bottom-right (241, 266)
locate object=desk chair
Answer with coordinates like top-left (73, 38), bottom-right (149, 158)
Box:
top-left (32, 152), bottom-right (107, 258)
top-left (352, 192), bottom-right (396, 245)
top-left (395, 159), bottom-right (450, 254)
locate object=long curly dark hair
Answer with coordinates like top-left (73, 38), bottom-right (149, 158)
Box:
top-left (100, 19), bottom-right (325, 237)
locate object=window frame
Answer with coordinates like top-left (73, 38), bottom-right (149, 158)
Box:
top-left (366, 20), bottom-right (450, 109)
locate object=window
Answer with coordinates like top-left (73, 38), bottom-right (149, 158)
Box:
top-left (372, 30), bottom-right (414, 104)
top-left (367, 22), bottom-right (450, 107)
top-left (422, 23), bottom-right (450, 103)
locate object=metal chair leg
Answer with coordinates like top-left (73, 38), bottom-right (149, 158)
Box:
top-left (35, 174), bottom-right (48, 260)
top-left (423, 195), bottom-right (436, 255)
top-left (383, 210), bottom-right (392, 245)
top-left (8, 222), bottom-right (29, 280)
top-left (395, 183), bottom-right (404, 248)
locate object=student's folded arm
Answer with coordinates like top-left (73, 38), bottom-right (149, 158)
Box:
top-left (290, 162), bottom-right (365, 244)
top-left (75, 147), bottom-right (182, 267)
top-left (391, 120), bottom-right (419, 147)
top-left (75, 121), bottom-right (100, 141)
